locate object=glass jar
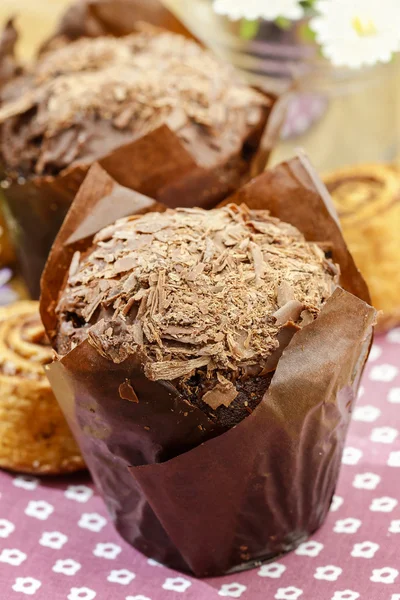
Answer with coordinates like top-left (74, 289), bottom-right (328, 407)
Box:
top-left (166, 0), bottom-right (400, 173)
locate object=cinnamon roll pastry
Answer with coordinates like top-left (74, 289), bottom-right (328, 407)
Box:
top-left (0, 203), bottom-right (14, 267)
top-left (325, 164), bottom-right (400, 331)
top-left (0, 301), bottom-right (85, 474)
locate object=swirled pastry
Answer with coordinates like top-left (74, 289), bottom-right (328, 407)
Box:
top-left (0, 301), bottom-right (84, 474)
top-left (325, 164), bottom-right (400, 331)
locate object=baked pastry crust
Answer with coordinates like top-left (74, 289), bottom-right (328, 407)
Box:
top-left (325, 163), bottom-right (400, 331)
top-left (0, 301), bottom-right (85, 474)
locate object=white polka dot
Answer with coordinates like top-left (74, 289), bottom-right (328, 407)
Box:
top-left (65, 486), bottom-right (93, 503)
top-left (13, 476), bottom-right (39, 491)
top-left (93, 543), bottom-right (121, 560)
top-left (368, 345), bottom-right (382, 361)
top-left (389, 520), bottom-right (400, 533)
top-left (334, 518), bottom-right (362, 534)
top-left (330, 496), bottom-right (344, 512)
top-left (295, 541), bottom-right (324, 557)
top-left (353, 473), bottom-right (381, 490)
top-left (370, 567), bottom-right (398, 584)
top-left (275, 587), bottom-right (303, 600)
top-left (39, 531), bottom-right (68, 549)
top-left (218, 583), bottom-right (247, 597)
top-left (388, 451), bottom-right (400, 467)
top-left (314, 565), bottom-right (342, 581)
top-left (331, 592), bottom-right (360, 600)
top-left (68, 587), bottom-right (96, 600)
top-left (107, 569), bottom-right (136, 585)
top-left (370, 497), bottom-right (398, 513)
top-left (351, 541), bottom-right (379, 558)
top-left (387, 328), bottom-right (400, 344)
top-left (52, 559), bottom-right (81, 576)
top-left (162, 577), bottom-right (192, 593)
top-left (0, 548), bottom-right (27, 566)
top-left (258, 562), bottom-right (286, 578)
top-left (388, 388), bottom-right (400, 404)
top-left (12, 577), bottom-right (42, 595)
top-left (78, 513), bottom-right (107, 532)
top-left (342, 447), bottom-right (363, 465)
top-left (25, 500), bottom-right (54, 521)
top-left (370, 427), bottom-right (398, 444)
top-left (352, 405), bottom-right (381, 422)
top-left (370, 364), bottom-right (399, 383)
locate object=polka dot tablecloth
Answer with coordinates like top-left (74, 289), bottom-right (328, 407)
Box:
top-left (1, 331), bottom-right (400, 600)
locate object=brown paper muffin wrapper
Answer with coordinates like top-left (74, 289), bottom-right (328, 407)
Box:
top-left (324, 163), bottom-right (400, 332)
top-left (41, 155), bottom-right (375, 577)
top-left (0, 0), bottom-right (284, 299)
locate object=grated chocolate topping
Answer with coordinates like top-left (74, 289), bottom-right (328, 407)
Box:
top-left (56, 204), bottom-right (338, 386)
top-left (0, 24), bottom-right (268, 177)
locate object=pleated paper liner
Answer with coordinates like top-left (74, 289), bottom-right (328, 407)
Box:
top-left (41, 153), bottom-right (375, 576)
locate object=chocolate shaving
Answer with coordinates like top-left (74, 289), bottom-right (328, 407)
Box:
top-left (119, 380), bottom-right (139, 403)
top-left (145, 356), bottom-right (210, 381)
top-left (202, 382), bottom-right (238, 410)
top-left (273, 300), bottom-right (304, 326)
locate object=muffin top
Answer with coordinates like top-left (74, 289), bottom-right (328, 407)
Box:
top-left (56, 204), bottom-right (337, 386)
top-left (0, 24), bottom-right (268, 177)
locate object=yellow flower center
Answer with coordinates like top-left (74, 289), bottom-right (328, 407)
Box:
top-left (352, 16), bottom-right (378, 37)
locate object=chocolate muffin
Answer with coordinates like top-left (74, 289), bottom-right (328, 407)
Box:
top-left (55, 204), bottom-right (337, 432)
top-left (0, 20), bottom-right (274, 298)
top-left (0, 25), bottom-right (269, 181)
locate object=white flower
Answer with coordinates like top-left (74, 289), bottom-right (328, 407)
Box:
top-left (147, 558), bottom-right (162, 567)
top-left (311, 0), bottom-right (400, 69)
top-left (330, 496), bottom-right (344, 512)
top-left (388, 388), bottom-right (400, 404)
top-left (68, 587), bottom-right (96, 600)
top-left (369, 364), bottom-right (399, 382)
top-left (295, 541), bottom-right (324, 557)
top-left (332, 592), bottom-right (360, 600)
top-left (352, 405), bottom-right (381, 422)
top-left (78, 513), bottom-right (107, 532)
top-left (353, 473), bottom-right (381, 490)
top-left (52, 559), bottom-right (81, 576)
top-left (213, 0), bottom-right (303, 21)
top-left (65, 485), bottom-right (93, 503)
top-left (370, 497), bottom-right (398, 512)
top-left (126, 597), bottom-right (152, 600)
top-left (387, 328), bottom-right (400, 343)
top-left (162, 577), bottom-right (192, 593)
top-left (258, 562), bottom-right (286, 578)
top-left (25, 500), bottom-right (54, 520)
top-left (368, 345), bottom-right (383, 362)
top-left (351, 541), bottom-right (379, 558)
top-left (107, 569), bottom-right (136, 585)
top-left (0, 518), bottom-right (15, 538)
top-left (275, 587), bottom-right (303, 600)
top-left (370, 427), bottom-right (398, 444)
top-left (370, 567), bottom-right (398, 584)
top-left (218, 583), bottom-right (247, 598)
top-left (388, 451), bottom-right (400, 467)
top-left (39, 531), bottom-right (68, 549)
top-left (314, 565), bottom-right (342, 581)
top-left (0, 548), bottom-right (27, 566)
top-left (334, 518), bottom-right (362, 534)
top-left (12, 577), bottom-right (42, 595)
top-left (389, 520), bottom-right (400, 533)
top-left (93, 542), bottom-right (121, 560)
top-left (342, 447), bottom-right (363, 465)
top-left (13, 476), bottom-right (39, 491)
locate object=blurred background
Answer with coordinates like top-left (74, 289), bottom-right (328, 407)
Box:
top-left (1, 0), bottom-right (399, 172)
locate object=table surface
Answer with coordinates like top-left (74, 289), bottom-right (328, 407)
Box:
top-left (0, 330), bottom-right (399, 600)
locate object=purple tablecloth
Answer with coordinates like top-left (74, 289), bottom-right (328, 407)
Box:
top-left (0, 330), bottom-right (399, 600)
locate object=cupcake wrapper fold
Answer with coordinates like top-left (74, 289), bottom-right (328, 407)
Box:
top-left (41, 154), bottom-right (376, 577)
top-left (1, 0), bottom-right (284, 298)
